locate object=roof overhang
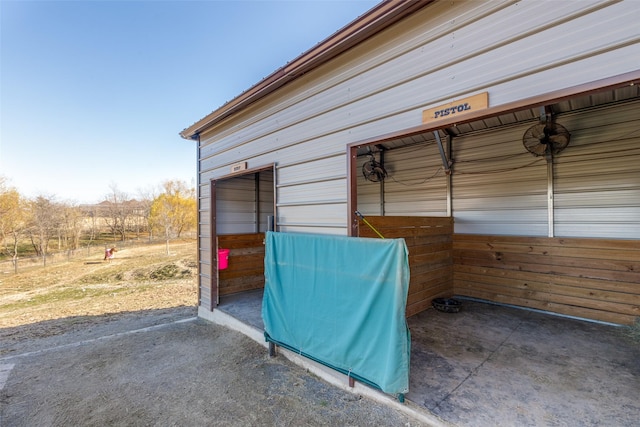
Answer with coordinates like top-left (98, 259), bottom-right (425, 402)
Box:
top-left (180, 0), bottom-right (434, 140)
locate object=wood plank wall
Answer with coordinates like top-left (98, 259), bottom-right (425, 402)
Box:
top-left (218, 233), bottom-right (265, 296)
top-left (453, 235), bottom-right (640, 325)
top-left (215, 229), bottom-right (638, 325)
top-left (358, 216), bottom-right (454, 317)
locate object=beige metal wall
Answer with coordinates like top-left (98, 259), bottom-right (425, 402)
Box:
top-left (452, 123), bottom-right (549, 236)
top-left (198, 0), bottom-right (638, 233)
top-left (455, 98), bottom-right (640, 239)
top-left (554, 100), bottom-right (640, 238)
top-left (357, 141), bottom-right (447, 217)
top-left (214, 170), bottom-right (274, 235)
top-left (359, 99), bottom-right (640, 238)
top-left (215, 175), bottom-right (260, 235)
top-left (195, 0), bottom-right (639, 308)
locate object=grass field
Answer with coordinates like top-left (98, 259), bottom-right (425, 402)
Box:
top-left (0, 239), bottom-right (198, 330)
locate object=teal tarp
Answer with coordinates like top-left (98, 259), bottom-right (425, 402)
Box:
top-left (262, 231), bottom-right (411, 394)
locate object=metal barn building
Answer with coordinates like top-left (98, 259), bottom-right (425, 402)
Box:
top-left (181, 0), bottom-right (639, 329)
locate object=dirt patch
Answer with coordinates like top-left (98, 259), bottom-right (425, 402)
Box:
top-left (0, 241), bottom-right (427, 426)
top-left (1, 317), bottom-right (427, 426)
top-left (0, 241), bottom-right (198, 339)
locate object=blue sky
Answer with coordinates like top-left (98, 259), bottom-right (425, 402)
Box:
top-left (0, 0), bottom-right (378, 204)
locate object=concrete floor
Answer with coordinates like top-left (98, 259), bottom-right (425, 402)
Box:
top-left (218, 291), bottom-right (640, 426)
top-left (219, 289), bottom-right (265, 330)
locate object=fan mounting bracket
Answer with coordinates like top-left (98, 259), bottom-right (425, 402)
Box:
top-left (433, 131), bottom-right (452, 175)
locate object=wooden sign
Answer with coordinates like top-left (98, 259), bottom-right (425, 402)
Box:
top-left (230, 161), bottom-right (247, 173)
top-left (422, 92), bottom-right (488, 124)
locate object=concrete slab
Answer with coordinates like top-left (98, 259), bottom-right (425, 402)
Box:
top-left (220, 289), bottom-right (264, 330)
top-left (217, 292), bottom-right (640, 426)
top-left (406, 299), bottom-right (640, 426)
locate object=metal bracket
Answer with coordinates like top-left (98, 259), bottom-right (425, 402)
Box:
top-left (433, 131), bottom-right (452, 175)
top-left (540, 106), bottom-right (555, 237)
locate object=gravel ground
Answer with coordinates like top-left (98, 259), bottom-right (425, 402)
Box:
top-left (0, 242), bottom-right (429, 426)
top-left (0, 309), bottom-right (427, 426)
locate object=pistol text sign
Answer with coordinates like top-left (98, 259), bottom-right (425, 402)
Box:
top-left (422, 92), bottom-right (488, 124)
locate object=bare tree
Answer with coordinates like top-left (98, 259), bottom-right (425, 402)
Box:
top-left (59, 203), bottom-right (84, 252)
top-left (80, 205), bottom-right (99, 246)
top-left (124, 199), bottom-right (148, 240)
top-left (26, 195), bottom-right (60, 265)
top-left (137, 185), bottom-right (159, 241)
top-left (103, 183), bottom-right (129, 241)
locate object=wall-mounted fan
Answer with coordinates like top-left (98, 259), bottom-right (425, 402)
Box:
top-left (523, 122), bottom-right (571, 157)
top-left (362, 153), bottom-right (387, 182)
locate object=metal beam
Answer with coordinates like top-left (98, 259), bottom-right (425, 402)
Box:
top-left (433, 131), bottom-right (451, 175)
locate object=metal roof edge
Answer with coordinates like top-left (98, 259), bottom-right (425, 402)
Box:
top-left (179, 0), bottom-right (433, 140)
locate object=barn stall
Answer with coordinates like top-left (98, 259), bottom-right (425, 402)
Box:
top-left (202, 92), bottom-right (640, 327)
top-left (180, 0), bottom-right (640, 420)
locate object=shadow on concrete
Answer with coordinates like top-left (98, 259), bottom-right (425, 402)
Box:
top-left (0, 306), bottom-right (197, 358)
top-left (217, 291), bottom-right (640, 426)
top-left (0, 306), bottom-right (425, 426)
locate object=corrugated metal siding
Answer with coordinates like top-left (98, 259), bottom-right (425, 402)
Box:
top-left (356, 154), bottom-right (383, 216)
top-left (451, 124), bottom-right (548, 235)
top-left (277, 203), bottom-right (347, 234)
top-left (197, 0), bottom-right (637, 235)
top-left (258, 169), bottom-right (275, 232)
top-left (384, 142), bottom-right (447, 216)
top-left (216, 176), bottom-right (257, 235)
top-left (194, 0), bottom-right (638, 308)
top-left (362, 101), bottom-right (640, 238)
top-left (215, 171), bottom-right (275, 235)
top-left (275, 154), bottom-right (348, 231)
top-left (357, 141), bottom-right (447, 216)
top-left (554, 100), bottom-right (640, 238)
top-left (197, 178), bottom-right (212, 310)
top-left (278, 179), bottom-right (346, 206)
top-left (277, 155), bottom-right (346, 185)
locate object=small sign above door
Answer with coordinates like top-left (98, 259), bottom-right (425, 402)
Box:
top-left (422, 92), bottom-right (489, 124)
top-left (231, 161), bottom-right (248, 173)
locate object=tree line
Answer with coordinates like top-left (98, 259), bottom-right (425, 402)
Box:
top-left (0, 177), bottom-right (197, 264)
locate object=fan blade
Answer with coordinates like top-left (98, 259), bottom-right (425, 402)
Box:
top-left (549, 134), bottom-right (570, 154)
top-left (524, 140), bottom-right (547, 156)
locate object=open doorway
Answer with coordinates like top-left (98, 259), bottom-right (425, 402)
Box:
top-left (209, 165), bottom-right (275, 320)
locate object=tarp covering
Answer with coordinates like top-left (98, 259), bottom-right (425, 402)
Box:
top-left (262, 231), bottom-right (410, 395)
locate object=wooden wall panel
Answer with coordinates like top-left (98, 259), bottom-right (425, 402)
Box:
top-left (358, 216), bottom-right (454, 317)
top-left (218, 233), bottom-right (265, 296)
top-left (212, 229), bottom-right (638, 325)
top-left (453, 235), bottom-right (640, 325)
